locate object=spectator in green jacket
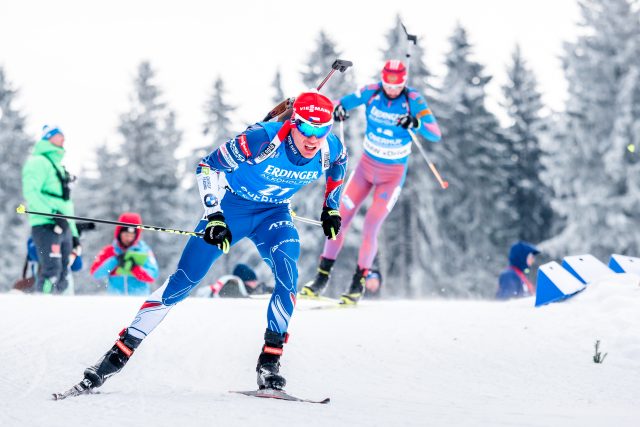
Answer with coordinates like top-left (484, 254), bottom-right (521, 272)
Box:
top-left (21, 125), bottom-right (81, 293)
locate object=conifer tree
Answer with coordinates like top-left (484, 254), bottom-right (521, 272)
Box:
top-left (110, 61), bottom-right (187, 274)
top-left (377, 15), bottom-right (445, 297)
top-left (501, 45), bottom-right (554, 243)
top-left (296, 31), bottom-right (360, 288)
top-left (0, 68), bottom-right (32, 289)
top-left (543, 0), bottom-right (640, 257)
top-left (272, 68), bottom-right (285, 105)
top-left (431, 25), bottom-right (511, 295)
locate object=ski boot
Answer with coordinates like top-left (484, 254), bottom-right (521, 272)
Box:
top-left (83, 328), bottom-right (142, 389)
top-left (256, 329), bottom-right (288, 390)
top-left (340, 267), bottom-right (368, 305)
top-left (300, 257), bottom-right (335, 298)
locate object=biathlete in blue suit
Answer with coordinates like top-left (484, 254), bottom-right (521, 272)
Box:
top-left (79, 91), bottom-right (347, 392)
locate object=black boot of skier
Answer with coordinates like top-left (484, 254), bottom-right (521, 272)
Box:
top-left (256, 329), bottom-right (288, 390)
top-left (83, 328), bottom-right (142, 389)
top-left (340, 266), bottom-right (368, 305)
top-left (300, 257), bottom-right (335, 298)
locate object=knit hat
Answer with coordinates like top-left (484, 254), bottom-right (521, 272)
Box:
top-left (232, 264), bottom-right (257, 282)
top-left (41, 125), bottom-right (63, 140)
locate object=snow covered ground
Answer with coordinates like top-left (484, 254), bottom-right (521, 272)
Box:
top-left (1, 274), bottom-right (639, 427)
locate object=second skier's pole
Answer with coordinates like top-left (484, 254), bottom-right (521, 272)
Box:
top-left (407, 130), bottom-right (449, 189)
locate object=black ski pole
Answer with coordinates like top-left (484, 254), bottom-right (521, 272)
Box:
top-left (17, 204), bottom-right (321, 231)
top-left (400, 21), bottom-right (417, 71)
top-left (407, 130), bottom-right (449, 189)
top-left (16, 204), bottom-right (204, 238)
top-left (401, 22), bottom-right (418, 46)
top-left (262, 59), bottom-right (353, 121)
top-left (316, 59), bottom-right (353, 92)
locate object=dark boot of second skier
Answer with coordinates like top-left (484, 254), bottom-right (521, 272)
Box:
top-left (340, 266), bottom-right (368, 305)
top-left (83, 328), bottom-right (142, 389)
top-left (300, 257), bottom-right (335, 298)
top-left (256, 329), bottom-right (288, 390)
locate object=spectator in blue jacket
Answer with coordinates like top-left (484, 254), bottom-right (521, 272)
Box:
top-left (90, 212), bottom-right (158, 295)
top-left (496, 241), bottom-right (540, 300)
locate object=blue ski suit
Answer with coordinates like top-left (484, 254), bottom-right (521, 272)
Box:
top-left (126, 121), bottom-right (347, 340)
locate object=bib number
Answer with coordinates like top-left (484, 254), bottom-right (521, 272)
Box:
top-left (259, 185), bottom-right (292, 197)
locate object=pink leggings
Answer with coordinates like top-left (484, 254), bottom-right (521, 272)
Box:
top-left (322, 154), bottom-right (407, 269)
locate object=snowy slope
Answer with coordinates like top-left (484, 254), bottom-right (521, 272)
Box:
top-left (1, 274), bottom-right (639, 427)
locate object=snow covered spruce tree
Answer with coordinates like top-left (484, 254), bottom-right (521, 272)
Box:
top-left (431, 25), bottom-right (511, 296)
top-left (300, 30), bottom-right (361, 147)
top-left (183, 75), bottom-right (237, 213)
top-left (295, 30), bottom-right (360, 290)
top-left (272, 68), bottom-right (285, 105)
top-left (543, 0), bottom-right (640, 258)
top-left (193, 76), bottom-right (237, 213)
top-left (71, 142), bottom-right (122, 293)
top-left (101, 61), bottom-right (187, 275)
top-left (500, 45), bottom-right (554, 244)
top-left (203, 76), bottom-right (236, 151)
top-left (0, 67), bottom-right (32, 290)
top-left (200, 75), bottom-right (262, 280)
top-left (376, 15), bottom-right (447, 297)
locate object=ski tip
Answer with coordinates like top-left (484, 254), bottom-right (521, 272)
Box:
top-left (16, 204), bottom-right (26, 214)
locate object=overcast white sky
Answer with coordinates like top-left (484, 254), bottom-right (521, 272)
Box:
top-left (0, 0), bottom-right (580, 171)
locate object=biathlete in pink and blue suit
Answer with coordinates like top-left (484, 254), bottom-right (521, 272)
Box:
top-left (301, 60), bottom-right (442, 304)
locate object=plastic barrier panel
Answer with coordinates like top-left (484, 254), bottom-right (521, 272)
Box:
top-left (535, 261), bottom-right (586, 307)
top-left (608, 254), bottom-right (640, 275)
top-left (561, 254), bottom-right (613, 284)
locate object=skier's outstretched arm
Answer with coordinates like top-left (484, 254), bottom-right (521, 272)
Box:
top-left (320, 141), bottom-right (347, 239)
top-left (90, 244), bottom-right (118, 279)
top-left (338, 84), bottom-right (381, 113)
top-left (323, 143), bottom-right (347, 210)
top-left (197, 125), bottom-right (270, 217)
top-left (409, 92), bottom-right (442, 142)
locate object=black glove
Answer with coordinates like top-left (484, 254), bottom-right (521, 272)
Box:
top-left (397, 114), bottom-right (419, 129)
top-left (76, 222), bottom-right (96, 235)
top-left (204, 213), bottom-right (233, 253)
top-left (320, 207), bottom-right (341, 240)
top-left (72, 235), bottom-right (82, 256)
top-left (116, 252), bottom-right (127, 268)
top-left (53, 216), bottom-right (69, 235)
top-left (333, 104), bottom-right (349, 122)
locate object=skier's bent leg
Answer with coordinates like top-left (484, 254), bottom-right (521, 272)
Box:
top-left (127, 225), bottom-right (223, 339)
top-left (261, 236), bottom-right (299, 335)
top-left (342, 182), bottom-right (403, 305)
top-left (306, 167), bottom-right (373, 297)
top-left (84, 220), bottom-right (223, 389)
top-left (321, 167), bottom-right (372, 261)
top-left (252, 215), bottom-right (300, 389)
